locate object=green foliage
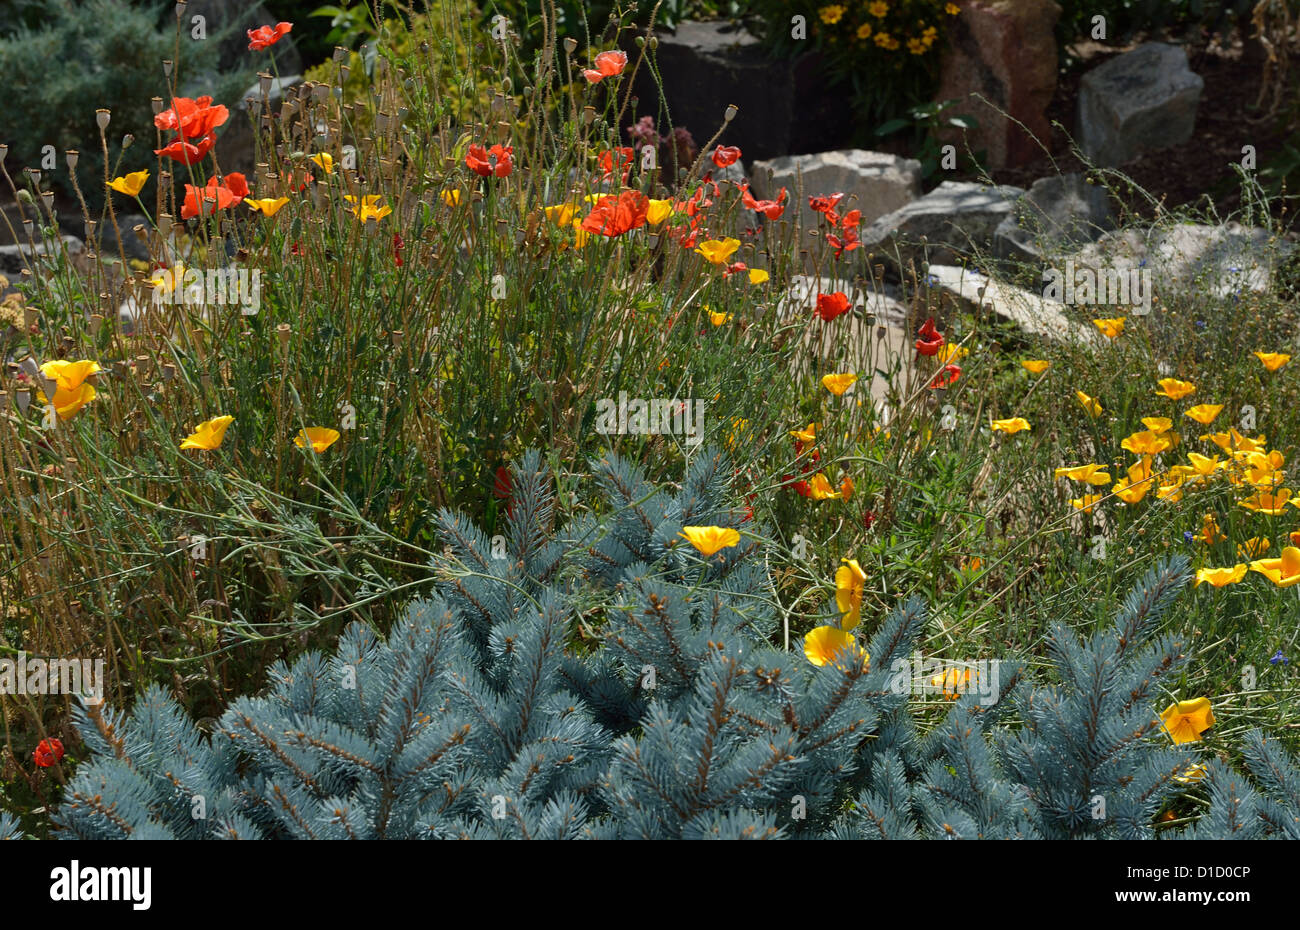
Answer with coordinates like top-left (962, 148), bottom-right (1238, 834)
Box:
top-left (0, 0), bottom-right (249, 212)
top-left (52, 453), bottom-right (1298, 839)
top-left (875, 98), bottom-right (981, 179)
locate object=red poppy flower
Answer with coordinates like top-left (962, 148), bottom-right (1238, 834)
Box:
top-left (180, 172), bottom-right (248, 219)
top-left (815, 291), bottom-right (851, 322)
top-left (581, 190), bottom-right (649, 237)
top-left (154, 133), bottom-right (217, 165)
top-left (792, 479), bottom-right (812, 497)
top-left (248, 21), bottom-right (293, 51)
top-left (809, 193), bottom-right (845, 215)
top-left (493, 465), bottom-right (512, 499)
top-left (739, 183), bottom-right (787, 220)
top-left (154, 96), bottom-right (229, 139)
top-left (839, 209), bottom-right (861, 228)
top-left (826, 228), bottom-right (860, 258)
top-left (393, 233), bottom-right (404, 267)
top-left (283, 169), bottom-right (315, 192)
top-left (33, 738), bottom-right (63, 768)
top-left (583, 50), bottom-right (628, 83)
top-left (915, 317), bottom-right (945, 356)
top-left (466, 143), bottom-right (514, 178)
top-left (597, 146), bottom-right (635, 183)
top-left (711, 145), bottom-right (742, 168)
top-left (930, 363), bottom-right (962, 388)
top-left (862, 510), bottom-right (877, 531)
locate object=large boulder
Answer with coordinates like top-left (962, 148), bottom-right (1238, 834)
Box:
top-left (994, 173), bottom-right (1115, 263)
top-left (925, 264), bottom-right (1098, 345)
top-left (934, 0), bottom-right (1062, 170)
top-left (0, 236), bottom-right (83, 276)
top-left (750, 150), bottom-right (922, 230)
top-left (1077, 43), bottom-right (1203, 167)
top-left (860, 180), bottom-right (1024, 273)
top-left (1067, 222), bottom-right (1293, 300)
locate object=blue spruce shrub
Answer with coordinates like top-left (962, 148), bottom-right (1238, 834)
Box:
top-left (51, 449), bottom-right (1300, 839)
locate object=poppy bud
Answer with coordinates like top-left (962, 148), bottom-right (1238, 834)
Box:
top-left (122, 134), bottom-right (134, 149)
top-left (649, 36), bottom-right (659, 50)
top-left (635, 35), bottom-right (645, 48)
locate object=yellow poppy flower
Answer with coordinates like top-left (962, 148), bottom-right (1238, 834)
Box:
top-left (1155, 377), bottom-right (1196, 400)
top-left (1112, 476), bottom-right (1150, 504)
top-left (1054, 464), bottom-right (1112, 486)
top-left (1142, 416), bottom-right (1173, 434)
top-left (679, 525), bottom-right (741, 557)
top-left (1174, 764), bottom-right (1208, 785)
top-left (932, 667), bottom-right (972, 701)
top-left (748, 268), bottom-right (770, 285)
top-left (695, 238), bottom-right (740, 265)
top-left (1093, 316), bottom-right (1125, 339)
top-left (1196, 513), bottom-right (1225, 545)
top-left (991, 417), bottom-right (1030, 434)
top-left (441, 189), bottom-right (462, 207)
top-left (294, 427), bottom-right (341, 453)
top-left (1237, 537), bottom-right (1271, 558)
top-left (646, 198), bottom-right (673, 225)
top-left (1238, 488), bottom-right (1296, 515)
top-left (106, 169), bottom-right (149, 197)
top-left (344, 194), bottom-right (392, 223)
top-left (790, 423), bottom-right (817, 444)
top-left (822, 372), bottom-right (857, 396)
top-left (1070, 494), bottom-right (1103, 513)
top-left (708, 309), bottom-right (733, 326)
top-left (1250, 546), bottom-right (1300, 586)
top-left (1254, 351), bottom-right (1290, 372)
top-left (835, 558), bottom-right (867, 630)
top-left (180, 415), bottom-right (234, 451)
top-left (246, 196), bottom-right (290, 216)
top-left (1021, 359), bottom-right (1050, 374)
top-left (309, 152), bottom-right (335, 174)
top-left (1184, 404), bottom-right (1223, 425)
top-left (1159, 697), bottom-right (1215, 745)
top-left (804, 626), bottom-right (866, 669)
top-left (1185, 452), bottom-right (1220, 477)
top-left (545, 203), bottom-right (579, 228)
top-left (1195, 564), bottom-right (1247, 587)
top-left (937, 344), bottom-right (968, 364)
top-left (1076, 390), bottom-right (1103, 417)
top-left (807, 473), bottom-right (841, 500)
top-left (1121, 430), bottom-right (1171, 456)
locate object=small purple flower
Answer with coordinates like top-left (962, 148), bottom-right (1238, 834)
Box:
top-left (1271, 649), bottom-right (1288, 666)
top-left (1195, 320), bottom-right (1206, 330)
top-left (1184, 530), bottom-right (1195, 543)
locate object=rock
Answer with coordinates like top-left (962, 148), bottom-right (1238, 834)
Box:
top-left (185, 0), bottom-right (303, 76)
top-left (217, 74), bottom-right (304, 177)
top-left (750, 150), bottom-right (922, 230)
top-left (625, 22), bottom-right (853, 163)
top-left (925, 264), bottom-right (1098, 345)
top-left (1068, 222), bottom-right (1293, 300)
top-left (93, 214), bottom-right (152, 263)
top-left (1077, 43), bottom-right (1204, 167)
top-left (0, 236), bottom-right (83, 276)
top-left (994, 173), bottom-right (1115, 263)
top-left (935, 0), bottom-right (1062, 170)
top-left (860, 181), bottom-right (1024, 273)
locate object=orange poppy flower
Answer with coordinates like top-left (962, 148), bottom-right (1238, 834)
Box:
top-left (583, 50), bottom-right (628, 83)
top-left (581, 190), bottom-right (649, 237)
top-left (465, 143), bottom-right (514, 178)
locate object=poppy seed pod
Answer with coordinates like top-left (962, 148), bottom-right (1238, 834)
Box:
top-left (65, 150), bottom-right (78, 170)
top-left (41, 192), bottom-right (53, 212)
top-left (151, 96), bottom-right (164, 114)
top-left (122, 134), bottom-right (134, 148)
top-left (333, 46), bottom-right (348, 62)
top-left (0, 144), bottom-right (7, 160)
top-left (96, 109), bottom-right (111, 130)
top-left (175, 1), bottom-right (186, 16)
top-left (724, 105), bottom-right (738, 122)
top-left (259, 72), bottom-right (272, 95)
top-left (563, 37), bottom-right (577, 54)
top-left (26, 168), bottom-right (40, 185)
top-left (162, 59), bottom-right (173, 76)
